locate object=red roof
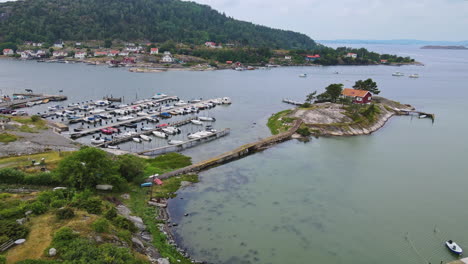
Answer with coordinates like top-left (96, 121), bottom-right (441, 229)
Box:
top-left (226, 61), bottom-right (233, 64)
top-left (154, 178), bottom-right (163, 185)
top-left (306, 54), bottom-right (320, 58)
top-left (342, 88), bottom-right (371, 98)
top-left (3, 49), bottom-right (12, 52)
top-left (110, 50), bottom-right (119, 54)
top-left (150, 48), bottom-right (159, 51)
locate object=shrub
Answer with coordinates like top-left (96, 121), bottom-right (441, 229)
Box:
top-left (80, 197), bottom-right (103, 215)
top-left (0, 193), bottom-right (12, 200)
top-left (24, 172), bottom-right (61, 186)
top-left (55, 208), bottom-right (75, 220)
top-left (50, 199), bottom-right (67, 209)
top-left (92, 218), bottom-right (110, 233)
top-left (116, 229), bottom-right (131, 244)
top-left (117, 154), bottom-right (145, 182)
top-left (29, 201), bottom-right (48, 215)
top-left (296, 126), bottom-right (311, 137)
top-left (0, 220), bottom-right (29, 241)
top-left (0, 255), bottom-right (5, 264)
top-left (52, 227), bottom-right (78, 244)
top-left (0, 168), bottom-right (25, 184)
top-left (0, 206), bottom-right (25, 220)
top-left (31, 115), bottom-right (41, 122)
top-left (104, 207), bottom-right (118, 220)
top-left (300, 102), bottom-right (311, 108)
top-left (112, 216), bottom-right (137, 232)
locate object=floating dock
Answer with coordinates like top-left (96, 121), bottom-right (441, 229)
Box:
top-left (0, 93), bottom-right (67, 109)
top-left (138, 128), bottom-right (230, 156)
top-left (282, 98), bottom-right (304, 106)
top-left (94, 117), bottom-right (197, 147)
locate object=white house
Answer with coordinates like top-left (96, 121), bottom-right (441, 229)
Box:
top-left (163, 51), bottom-right (171, 55)
top-left (52, 51), bottom-right (68, 57)
top-left (20, 51), bottom-right (32, 59)
top-left (94, 51), bottom-right (108, 57)
top-left (205, 42), bottom-right (216, 48)
top-left (2, 49), bottom-right (14, 56)
top-left (75, 52), bottom-right (87, 59)
top-left (119, 51), bottom-right (129, 56)
top-left (346, 53), bottom-right (357, 58)
top-left (107, 50), bottom-right (119, 57)
top-left (161, 54), bottom-right (173, 63)
top-left (36, 50), bottom-right (46, 57)
top-left (54, 41), bottom-right (64, 49)
top-left (150, 48), bottom-right (159, 55)
top-left (285, 56), bottom-right (292, 60)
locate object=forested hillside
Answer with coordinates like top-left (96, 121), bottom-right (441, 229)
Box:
top-left (0, 0), bottom-right (316, 49)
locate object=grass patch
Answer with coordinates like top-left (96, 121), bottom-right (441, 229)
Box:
top-left (144, 153), bottom-right (192, 176)
top-left (267, 109), bottom-right (293, 135)
top-left (0, 133), bottom-right (18, 143)
top-left (7, 116), bottom-right (48, 133)
top-left (151, 174), bottom-right (199, 199)
top-left (0, 151), bottom-right (71, 170)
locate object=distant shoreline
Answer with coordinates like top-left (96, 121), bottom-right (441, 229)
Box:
top-left (420, 45), bottom-right (468, 50)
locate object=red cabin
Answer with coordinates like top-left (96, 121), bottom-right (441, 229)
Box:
top-left (154, 178), bottom-right (163, 185)
top-left (341, 88), bottom-right (372, 104)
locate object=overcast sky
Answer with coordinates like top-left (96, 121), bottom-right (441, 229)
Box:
top-left (187, 0), bottom-right (468, 41)
top-left (0, 0), bottom-right (466, 41)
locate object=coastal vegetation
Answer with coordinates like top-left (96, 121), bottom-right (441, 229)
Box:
top-left (267, 110), bottom-right (294, 135)
top-left (0, 147), bottom-right (198, 263)
top-left (353, 78), bottom-right (380, 95)
top-left (0, 132), bottom-right (18, 143)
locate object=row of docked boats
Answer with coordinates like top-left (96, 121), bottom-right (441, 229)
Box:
top-left (392, 72), bottom-right (419, 78)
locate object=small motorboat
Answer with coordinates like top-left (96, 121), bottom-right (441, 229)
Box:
top-left (198, 116), bottom-right (216, 122)
top-left (140, 134), bottom-right (151, 141)
top-left (91, 138), bottom-right (105, 144)
top-left (392, 72), bottom-right (404, 76)
top-left (117, 115), bottom-right (133, 121)
top-left (222, 97), bottom-right (232, 104)
top-left (123, 123), bottom-right (137, 128)
top-left (418, 114), bottom-right (427, 119)
top-left (133, 138), bottom-right (142, 143)
top-left (168, 140), bottom-right (184, 145)
top-left (191, 120), bottom-right (203, 125)
top-left (152, 131), bottom-right (168, 139)
top-left (106, 145), bottom-right (120, 149)
top-left (141, 126), bottom-right (153, 131)
top-left (446, 240), bottom-right (463, 255)
top-left (299, 73), bottom-right (307, 78)
top-left (409, 74), bottom-right (419, 78)
top-left (137, 112), bottom-right (148, 116)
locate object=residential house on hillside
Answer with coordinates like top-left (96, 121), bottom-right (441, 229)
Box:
top-left (205, 42), bottom-right (216, 48)
top-left (341, 88), bottom-right (372, 104)
top-left (94, 51), bottom-right (108, 57)
top-left (285, 56), bottom-right (292, 60)
top-left (36, 50), bottom-right (46, 58)
top-left (52, 51), bottom-right (68, 57)
top-left (54, 40), bottom-right (64, 49)
top-left (380, 59), bottom-right (388, 64)
top-left (125, 46), bottom-right (142, 53)
top-left (346, 53), bottom-right (357, 58)
top-left (107, 50), bottom-right (119, 57)
top-left (75, 51), bottom-right (87, 59)
top-left (119, 51), bottom-right (129, 56)
top-left (150, 48), bottom-right (159, 55)
top-left (2, 49), bottom-right (14, 55)
top-left (305, 54), bottom-right (321, 62)
top-left (161, 53), bottom-right (173, 63)
top-left (19, 50), bottom-right (32, 59)
top-left (33, 42), bottom-right (43, 47)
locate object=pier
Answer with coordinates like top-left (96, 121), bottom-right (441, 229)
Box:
top-left (0, 93), bottom-right (67, 109)
top-left (137, 128), bottom-right (230, 156)
top-left (282, 98), bottom-right (304, 106)
top-left (94, 117), bottom-right (197, 147)
top-left (394, 108), bottom-right (435, 122)
top-left (154, 119), bottom-right (303, 180)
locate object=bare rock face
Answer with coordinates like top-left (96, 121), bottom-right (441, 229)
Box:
top-left (128, 215), bottom-right (146, 231)
top-left (157, 258), bottom-right (170, 264)
top-left (49, 248), bottom-right (57, 256)
top-left (16, 218), bottom-right (27, 225)
top-left (131, 236), bottom-right (145, 250)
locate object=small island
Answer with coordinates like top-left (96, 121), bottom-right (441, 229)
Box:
top-left (269, 79), bottom-right (433, 137)
top-left (421, 45), bottom-right (468, 50)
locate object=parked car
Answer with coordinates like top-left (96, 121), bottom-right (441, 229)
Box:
top-left (11, 110), bottom-right (27, 116)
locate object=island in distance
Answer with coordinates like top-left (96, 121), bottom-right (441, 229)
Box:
top-left (421, 45), bottom-right (468, 50)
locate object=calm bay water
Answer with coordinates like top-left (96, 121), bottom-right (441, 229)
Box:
top-left (1, 45), bottom-right (467, 263)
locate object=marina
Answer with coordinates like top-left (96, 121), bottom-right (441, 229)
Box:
top-left (0, 93), bottom-right (67, 109)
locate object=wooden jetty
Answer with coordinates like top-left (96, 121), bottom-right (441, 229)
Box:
top-left (0, 93), bottom-right (67, 109)
top-left (138, 128), bottom-right (230, 156)
top-left (394, 108), bottom-right (435, 122)
top-left (282, 98), bottom-right (304, 106)
top-left (154, 119), bottom-right (303, 180)
top-left (94, 117), bottom-right (197, 147)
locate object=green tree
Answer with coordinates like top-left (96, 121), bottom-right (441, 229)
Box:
top-left (56, 147), bottom-right (119, 189)
top-left (305, 91), bottom-right (317, 103)
top-left (117, 154), bottom-right (145, 182)
top-left (104, 39), bottom-right (112, 48)
top-left (321, 83), bottom-right (343, 102)
top-left (353, 78), bottom-right (380, 95)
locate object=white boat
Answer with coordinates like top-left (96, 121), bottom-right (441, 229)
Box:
top-left (133, 138), bottom-right (142, 143)
top-left (152, 131), bottom-right (168, 138)
top-left (91, 138), bottom-right (105, 144)
top-left (188, 133), bottom-right (202, 139)
top-left (162, 127), bottom-right (180, 135)
top-left (64, 110), bottom-right (75, 115)
top-left (98, 114), bottom-right (113, 119)
top-left (446, 240), bottom-right (463, 255)
top-left (418, 114), bottom-right (427, 119)
top-left (117, 104), bottom-right (128, 108)
top-left (113, 109), bottom-right (127, 115)
top-left (409, 74), bottom-right (419, 78)
top-left (55, 111), bottom-right (66, 117)
top-left (235, 67), bottom-right (244, 71)
top-left (141, 126), bottom-right (153, 131)
top-left (198, 117), bottom-right (216, 122)
top-left (299, 73), bottom-right (307, 77)
top-left (117, 115), bottom-right (133, 121)
top-left (152, 93), bottom-right (168, 99)
top-left (191, 120), bottom-right (203, 125)
top-left (137, 112), bottom-right (148, 116)
top-left (140, 134), bottom-right (151, 141)
top-left (392, 72), bottom-right (404, 76)
top-left (106, 145), bottom-right (120, 149)
top-left (174, 100), bottom-right (188, 106)
top-left (168, 140), bottom-right (184, 145)
top-left (94, 100), bottom-right (110, 106)
top-left (222, 97), bottom-right (232, 104)
top-left (90, 108), bottom-right (105, 114)
top-left (79, 105), bottom-right (95, 111)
